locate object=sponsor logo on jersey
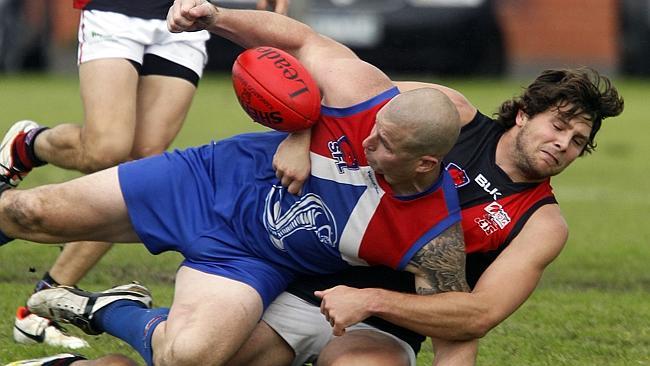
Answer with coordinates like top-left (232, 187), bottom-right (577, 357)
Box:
top-left (474, 201), bottom-right (511, 235)
top-left (474, 173), bottom-right (502, 200)
top-left (474, 216), bottom-right (498, 235)
top-left (445, 162), bottom-right (470, 188)
top-left (263, 185), bottom-right (338, 251)
top-left (328, 135), bottom-right (359, 174)
top-left (483, 201), bottom-right (511, 229)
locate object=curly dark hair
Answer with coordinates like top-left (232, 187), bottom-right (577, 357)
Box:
top-left (495, 68), bottom-right (624, 155)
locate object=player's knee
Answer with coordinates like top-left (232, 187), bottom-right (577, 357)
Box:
top-left (1, 190), bottom-right (49, 234)
top-left (78, 145), bottom-right (130, 173)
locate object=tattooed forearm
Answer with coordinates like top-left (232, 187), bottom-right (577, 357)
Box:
top-left (406, 222), bottom-right (470, 294)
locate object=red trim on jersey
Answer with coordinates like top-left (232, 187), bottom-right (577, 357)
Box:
top-left (73, 0), bottom-right (92, 9)
top-left (77, 11), bottom-right (85, 63)
top-left (359, 187), bottom-right (453, 268)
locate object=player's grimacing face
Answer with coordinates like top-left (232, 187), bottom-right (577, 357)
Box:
top-left (362, 118), bottom-right (415, 179)
top-left (514, 106), bottom-right (592, 180)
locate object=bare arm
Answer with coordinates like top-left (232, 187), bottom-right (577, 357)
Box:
top-left (273, 129), bottom-right (311, 195)
top-left (168, 1), bottom-right (393, 107)
top-left (316, 204), bottom-right (568, 340)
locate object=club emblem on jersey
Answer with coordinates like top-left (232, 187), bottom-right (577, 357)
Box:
top-left (263, 185), bottom-right (338, 251)
top-left (445, 162), bottom-right (470, 188)
top-left (328, 135), bottom-right (359, 174)
top-left (484, 201), bottom-right (511, 229)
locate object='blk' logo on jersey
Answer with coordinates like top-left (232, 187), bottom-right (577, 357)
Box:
top-left (474, 173), bottom-right (502, 200)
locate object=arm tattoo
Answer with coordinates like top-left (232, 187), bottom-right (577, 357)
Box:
top-left (407, 222), bottom-right (470, 295)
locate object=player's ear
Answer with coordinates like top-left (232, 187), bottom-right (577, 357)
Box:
top-left (416, 155), bottom-right (439, 173)
top-left (515, 109), bottom-right (529, 126)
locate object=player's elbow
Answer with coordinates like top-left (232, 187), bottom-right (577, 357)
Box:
top-left (451, 304), bottom-right (496, 339)
top-left (466, 307), bottom-right (502, 338)
top-left (467, 315), bottom-right (493, 338)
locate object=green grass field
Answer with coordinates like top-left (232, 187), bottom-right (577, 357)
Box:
top-left (0, 74), bottom-right (648, 365)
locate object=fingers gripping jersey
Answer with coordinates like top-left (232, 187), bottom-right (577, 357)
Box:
top-left (261, 87), bottom-right (461, 273)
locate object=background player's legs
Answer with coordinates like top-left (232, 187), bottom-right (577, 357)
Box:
top-left (4, 57), bottom-right (138, 349)
top-left (44, 69), bottom-right (198, 289)
top-left (149, 267), bottom-right (264, 365)
top-left (33, 59), bottom-right (138, 173)
top-left (130, 73), bottom-right (197, 159)
top-left (48, 242), bottom-right (114, 286)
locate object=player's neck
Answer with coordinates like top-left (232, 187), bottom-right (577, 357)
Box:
top-left (388, 166), bottom-right (441, 196)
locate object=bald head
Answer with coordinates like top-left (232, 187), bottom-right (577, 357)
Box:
top-left (379, 88), bottom-right (461, 158)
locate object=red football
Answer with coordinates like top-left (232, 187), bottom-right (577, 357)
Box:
top-left (232, 47), bottom-right (321, 132)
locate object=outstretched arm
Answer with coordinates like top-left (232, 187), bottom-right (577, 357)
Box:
top-left (168, 1), bottom-right (393, 107)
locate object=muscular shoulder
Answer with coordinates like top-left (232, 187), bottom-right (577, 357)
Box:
top-left (508, 203), bottom-right (568, 268)
top-left (526, 204), bottom-right (568, 237)
top-left (317, 59), bottom-right (394, 107)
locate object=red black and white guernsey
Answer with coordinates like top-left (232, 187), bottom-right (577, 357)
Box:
top-left (286, 111), bottom-right (558, 352)
top-left (446, 111), bottom-right (557, 283)
top-left (73, 0), bottom-right (172, 20)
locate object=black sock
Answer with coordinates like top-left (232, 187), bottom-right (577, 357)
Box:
top-left (34, 271), bottom-right (60, 292)
top-left (23, 127), bottom-right (48, 167)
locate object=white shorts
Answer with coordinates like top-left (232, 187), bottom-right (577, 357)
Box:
top-left (77, 10), bottom-right (209, 77)
top-left (262, 292), bottom-right (417, 366)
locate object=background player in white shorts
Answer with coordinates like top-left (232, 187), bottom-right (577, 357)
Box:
top-left (4, 0), bottom-right (287, 350)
